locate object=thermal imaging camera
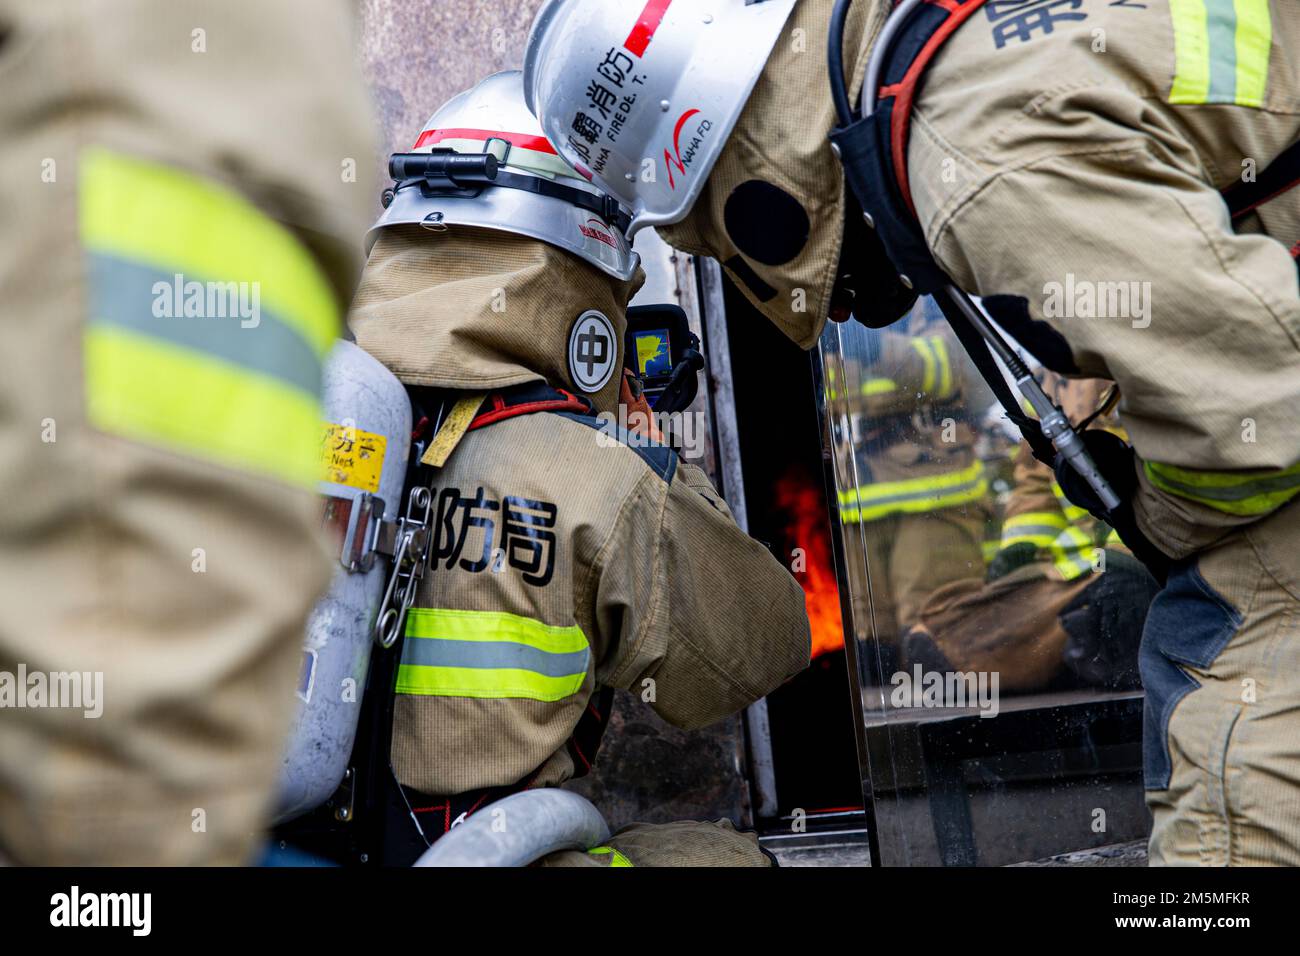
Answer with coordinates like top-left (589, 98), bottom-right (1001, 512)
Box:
top-left (624, 304), bottom-right (703, 414)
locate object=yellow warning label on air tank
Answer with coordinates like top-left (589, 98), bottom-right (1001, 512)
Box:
top-left (321, 422), bottom-right (387, 493)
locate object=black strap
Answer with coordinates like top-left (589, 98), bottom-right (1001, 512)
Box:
top-left (567, 686), bottom-right (615, 778)
top-left (931, 294), bottom-right (1056, 467)
top-left (390, 150), bottom-right (631, 235)
top-left (1222, 138), bottom-right (1300, 221)
top-left (492, 169), bottom-right (632, 235)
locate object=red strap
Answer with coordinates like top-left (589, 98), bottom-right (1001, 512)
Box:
top-left (468, 390), bottom-right (589, 430)
top-left (411, 414), bottom-right (431, 442)
top-left (570, 738), bottom-right (592, 774)
top-left (886, 0), bottom-right (990, 216)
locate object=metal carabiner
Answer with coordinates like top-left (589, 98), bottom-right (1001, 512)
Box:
top-left (373, 485), bottom-right (436, 648)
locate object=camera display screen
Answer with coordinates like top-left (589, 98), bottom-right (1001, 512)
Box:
top-left (633, 328), bottom-right (673, 379)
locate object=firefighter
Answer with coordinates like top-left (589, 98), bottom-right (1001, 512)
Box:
top-left (524, 0), bottom-right (1300, 864)
top-left (836, 297), bottom-right (991, 674)
top-left (347, 71), bottom-right (810, 867)
top-left (0, 0), bottom-right (377, 864)
top-left (905, 375), bottom-right (1161, 694)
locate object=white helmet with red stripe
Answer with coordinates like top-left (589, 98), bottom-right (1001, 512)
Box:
top-left (366, 70), bottom-right (638, 281)
top-left (523, 0), bottom-right (797, 237)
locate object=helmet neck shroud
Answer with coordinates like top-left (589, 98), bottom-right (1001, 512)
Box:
top-left (349, 226), bottom-right (644, 417)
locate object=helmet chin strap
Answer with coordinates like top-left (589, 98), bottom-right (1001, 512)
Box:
top-left (387, 150), bottom-right (632, 234)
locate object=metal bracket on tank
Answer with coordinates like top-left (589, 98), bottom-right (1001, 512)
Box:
top-left (338, 492), bottom-right (387, 574)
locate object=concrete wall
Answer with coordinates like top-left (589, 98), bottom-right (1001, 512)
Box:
top-left (359, 0), bottom-right (544, 176)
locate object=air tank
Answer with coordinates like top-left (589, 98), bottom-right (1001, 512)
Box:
top-left (275, 339), bottom-right (411, 823)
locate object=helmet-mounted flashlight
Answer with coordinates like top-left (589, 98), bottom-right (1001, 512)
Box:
top-left (389, 150), bottom-right (500, 189)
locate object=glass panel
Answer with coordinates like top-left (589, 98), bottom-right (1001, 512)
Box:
top-left (818, 296), bottom-right (1153, 866)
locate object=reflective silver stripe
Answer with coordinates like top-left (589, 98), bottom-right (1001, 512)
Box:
top-left (88, 252), bottom-right (322, 396)
top-left (1001, 523), bottom-right (1063, 543)
top-left (401, 635), bottom-right (591, 678)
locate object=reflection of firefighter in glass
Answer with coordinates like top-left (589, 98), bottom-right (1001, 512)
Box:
top-left (837, 299), bottom-right (990, 673)
top-left (906, 376), bottom-right (1161, 693)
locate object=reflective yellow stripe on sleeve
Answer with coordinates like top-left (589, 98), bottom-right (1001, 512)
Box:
top-left (1050, 525), bottom-right (1098, 581)
top-left (79, 147), bottom-right (337, 488)
top-left (838, 461), bottom-right (987, 523)
top-left (1144, 459), bottom-right (1300, 517)
top-left (587, 846), bottom-right (634, 867)
top-left (1049, 480), bottom-right (1090, 523)
top-left (1169, 0), bottom-right (1271, 107)
top-left (929, 335), bottom-right (955, 400)
top-left (396, 608), bottom-right (591, 702)
top-left (1169, 0), bottom-right (1213, 103)
top-left (861, 378), bottom-right (898, 396)
top-left (1233, 0), bottom-right (1272, 107)
top-left (910, 337), bottom-right (938, 396)
top-left (1000, 510), bottom-right (1068, 549)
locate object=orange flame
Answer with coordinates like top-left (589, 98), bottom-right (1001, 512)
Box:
top-left (772, 467), bottom-right (844, 659)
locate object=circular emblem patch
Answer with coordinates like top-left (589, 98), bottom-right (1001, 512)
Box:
top-left (568, 309), bottom-right (618, 394)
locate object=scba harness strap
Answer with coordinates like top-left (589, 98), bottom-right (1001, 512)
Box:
top-left (827, 0), bottom-right (1058, 470)
top-left (827, 0), bottom-right (963, 305)
top-left (826, 0), bottom-right (1299, 582)
top-left (833, 0), bottom-right (1300, 293)
top-left (1222, 133), bottom-right (1300, 243)
top-left (826, 0), bottom-right (1160, 573)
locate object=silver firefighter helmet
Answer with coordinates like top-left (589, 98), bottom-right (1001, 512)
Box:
top-left (366, 70), bottom-right (639, 281)
top-left (523, 0), bottom-right (797, 237)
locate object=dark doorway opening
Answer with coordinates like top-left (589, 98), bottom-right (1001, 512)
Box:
top-left (720, 275), bottom-right (864, 826)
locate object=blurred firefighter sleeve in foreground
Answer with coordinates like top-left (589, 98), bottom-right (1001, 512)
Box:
top-left (0, 0), bottom-right (376, 864)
